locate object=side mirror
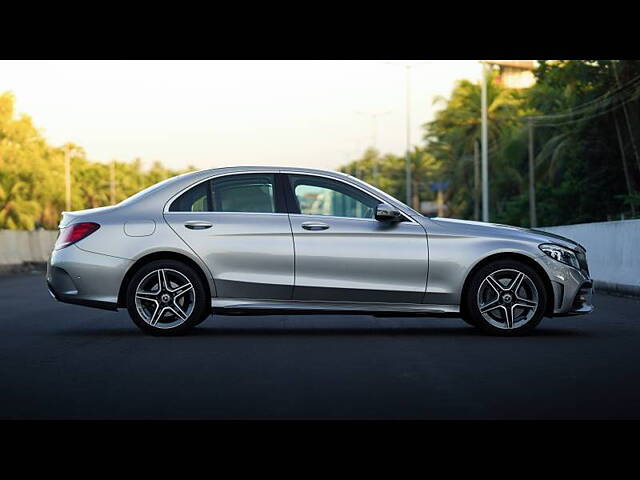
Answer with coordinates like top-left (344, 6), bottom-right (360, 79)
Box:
top-left (375, 203), bottom-right (402, 222)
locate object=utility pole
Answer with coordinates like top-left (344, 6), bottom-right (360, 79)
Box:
top-left (612, 61), bottom-right (640, 173)
top-left (473, 139), bottom-right (480, 221)
top-left (528, 119), bottom-right (537, 227)
top-left (480, 61), bottom-right (489, 222)
top-left (110, 161), bottom-right (116, 204)
top-left (405, 65), bottom-right (412, 206)
top-left (613, 112), bottom-right (636, 217)
top-left (64, 145), bottom-right (71, 211)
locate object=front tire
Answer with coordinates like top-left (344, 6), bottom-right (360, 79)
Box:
top-left (464, 260), bottom-right (547, 336)
top-left (126, 259), bottom-right (209, 336)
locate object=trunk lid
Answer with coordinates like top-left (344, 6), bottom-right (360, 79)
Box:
top-left (59, 205), bottom-right (118, 228)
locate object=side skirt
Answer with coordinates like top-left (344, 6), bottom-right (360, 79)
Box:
top-left (211, 298), bottom-right (460, 317)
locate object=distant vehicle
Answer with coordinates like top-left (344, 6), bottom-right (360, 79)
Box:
top-left (47, 167), bottom-right (593, 336)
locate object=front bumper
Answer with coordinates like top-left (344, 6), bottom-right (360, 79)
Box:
top-left (536, 254), bottom-right (594, 317)
top-left (554, 281), bottom-right (594, 317)
top-left (47, 245), bottom-right (132, 311)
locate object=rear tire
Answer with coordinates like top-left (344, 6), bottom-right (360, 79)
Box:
top-left (464, 260), bottom-right (547, 336)
top-left (126, 259), bottom-right (209, 336)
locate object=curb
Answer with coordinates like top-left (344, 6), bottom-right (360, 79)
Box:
top-left (594, 280), bottom-right (640, 300)
top-left (0, 262), bottom-right (47, 276)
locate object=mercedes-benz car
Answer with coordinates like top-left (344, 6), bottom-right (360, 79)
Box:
top-left (46, 166), bottom-right (594, 336)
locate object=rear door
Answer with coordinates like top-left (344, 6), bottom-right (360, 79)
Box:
top-left (164, 172), bottom-right (294, 300)
top-left (284, 173), bottom-right (429, 303)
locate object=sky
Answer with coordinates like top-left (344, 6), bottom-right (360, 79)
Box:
top-left (0, 60), bottom-right (481, 171)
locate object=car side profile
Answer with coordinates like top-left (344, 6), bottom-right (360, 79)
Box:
top-left (47, 166), bottom-right (594, 336)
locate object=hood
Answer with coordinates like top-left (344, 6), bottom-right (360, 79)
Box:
top-left (430, 217), bottom-right (584, 251)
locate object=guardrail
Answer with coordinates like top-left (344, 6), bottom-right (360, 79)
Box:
top-left (1, 220), bottom-right (639, 297)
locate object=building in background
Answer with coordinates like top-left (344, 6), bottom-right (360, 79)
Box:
top-left (484, 60), bottom-right (537, 89)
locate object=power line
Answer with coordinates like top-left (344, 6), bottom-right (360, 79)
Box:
top-left (527, 72), bottom-right (640, 120)
top-left (530, 91), bottom-right (640, 127)
top-left (526, 74), bottom-right (640, 126)
top-left (531, 78), bottom-right (640, 121)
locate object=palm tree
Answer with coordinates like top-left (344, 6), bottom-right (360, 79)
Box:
top-left (423, 72), bottom-right (527, 218)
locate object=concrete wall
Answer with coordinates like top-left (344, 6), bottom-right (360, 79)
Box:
top-left (0, 230), bottom-right (58, 267)
top-left (540, 219), bottom-right (640, 297)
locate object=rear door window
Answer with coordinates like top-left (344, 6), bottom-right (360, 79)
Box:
top-left (168, 181), bottom-right (209, 212)
top-left (210, 174), bottom-right (276, 213)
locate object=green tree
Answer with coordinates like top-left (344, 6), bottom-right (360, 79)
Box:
top-left (0, 91), bottom-right (192, 230)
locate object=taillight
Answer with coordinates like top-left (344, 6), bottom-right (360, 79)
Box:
top-left (55, 222), bottom-right (100, 250)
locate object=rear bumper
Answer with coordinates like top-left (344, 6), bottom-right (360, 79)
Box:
top-left (47, 281), bottom-right (118, 310)
top-left (46, 245), bottom-right (131, 311)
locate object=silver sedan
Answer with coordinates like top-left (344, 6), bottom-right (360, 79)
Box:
top-left (47, 166), bottom-right (594, 335)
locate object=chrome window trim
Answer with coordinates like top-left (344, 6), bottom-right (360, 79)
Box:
top-left (288, 213), bottom-right (421, 226)
top-left (289, 213), bottom-right (378, 223)
top-left (282, 170), bottom-right (418, 225)
top-left (164, 211), bottom-right (289, 217)
top-left (163, 170), bottom-right (280, 214)
top-left (163, 169), bottom-right (418, 225)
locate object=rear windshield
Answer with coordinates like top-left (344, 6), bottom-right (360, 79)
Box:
top-left (118, 175), bottom-right (184, 207)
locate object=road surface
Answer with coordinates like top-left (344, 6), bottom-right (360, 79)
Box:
top-left (1, 271), bottom-right (639, 419)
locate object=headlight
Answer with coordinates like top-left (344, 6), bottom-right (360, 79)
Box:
top-left (539, 243), bottom-right (580, 269)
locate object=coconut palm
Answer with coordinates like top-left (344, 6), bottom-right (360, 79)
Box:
top-left (423, 72), bottom-right (527, 218)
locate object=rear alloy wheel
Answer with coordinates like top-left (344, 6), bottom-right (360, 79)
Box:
top-left (465, 260), bottom-right (547, 336)
top-left (127, 259), bottom-right (209, 335)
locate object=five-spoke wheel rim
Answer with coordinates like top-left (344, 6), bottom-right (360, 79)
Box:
top-left (477, 269), bottom-right (539, 330)
top-left (134, 269), bottom-right (195, 329)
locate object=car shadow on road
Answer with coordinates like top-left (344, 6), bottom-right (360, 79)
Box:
top-left (191, 325), bottom-right (594, 337)
top-left (53, 324), bottom-right (595, 338)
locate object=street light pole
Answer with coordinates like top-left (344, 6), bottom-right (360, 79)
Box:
top-left (64, 145), bottom-right (71, 212)
top-left (405, 65), bottom-right (412, 206)
top-left (528, 119), bottom-right (537, 227)
top-left (385, 61), bottom-right (430, 207)
top-left (474, 139), bottom-right (480, 221)
top-left (110, 161), bottom-right (116, 205)
top-left (480, 61), bottom-right (489, 222)
top-left (356, 110), bottom-right (392, 185)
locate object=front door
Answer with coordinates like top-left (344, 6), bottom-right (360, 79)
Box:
top-left (285, 174), bottom-right (428, 303)
top-left (164, 173), bottom-right (294, 299)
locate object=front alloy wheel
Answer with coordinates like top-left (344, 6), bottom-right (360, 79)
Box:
top-left (477, 269), bottom-right (539, 330)
top-left (465, 260), bottom-right (547, 335)
top-left (127, 259), bottom-right (208, 335)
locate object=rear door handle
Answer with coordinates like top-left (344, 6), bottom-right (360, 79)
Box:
top-left (301, 221), bottom-right (330, 231)
top-left (184, 221), bottom-right (212, 230)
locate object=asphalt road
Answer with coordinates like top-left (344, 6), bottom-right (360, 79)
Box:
top-left (1, 271), bottom-right (640, 419)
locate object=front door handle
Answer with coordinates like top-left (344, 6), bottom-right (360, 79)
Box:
top-left (301, 221), bottom-right (330, 231)
top-left (184, 221), bottom-right (212, 230)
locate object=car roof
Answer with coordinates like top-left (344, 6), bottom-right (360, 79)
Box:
top-left (118, 166), bottom-right (355, 209)
top-left (192, 165), bottom-right (351, 177)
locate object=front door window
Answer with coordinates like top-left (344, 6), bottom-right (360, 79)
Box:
top-left (288, 175), bottom-right (378, 219)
